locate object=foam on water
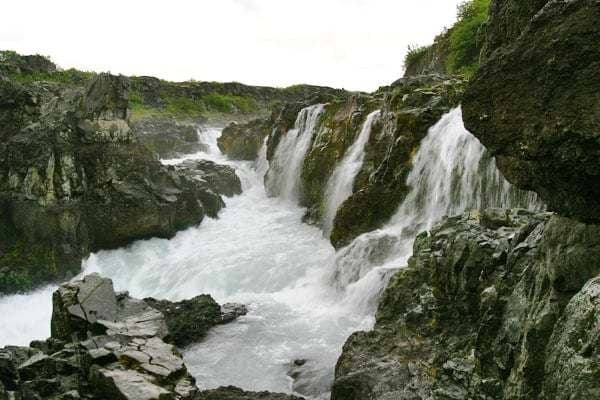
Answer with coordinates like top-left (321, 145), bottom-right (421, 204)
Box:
top-left (331, 107), bottom-right (544, 289)
top-left (266, 104), bottom-right (325, 202)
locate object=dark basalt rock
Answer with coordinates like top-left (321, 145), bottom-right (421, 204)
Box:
top-left (2, 274), bottom-right (251, 400)
top-left (178, 159), bottom-right (243, 199)
top-left (144, 296), bottom-right (247, 347)
top-left (463, 0), bottom-right (600, 222)
top-left (332, 209), bottom-right (600, 399)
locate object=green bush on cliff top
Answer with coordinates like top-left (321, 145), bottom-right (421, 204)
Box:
top-left (446, 0), bottom-right (490, 76)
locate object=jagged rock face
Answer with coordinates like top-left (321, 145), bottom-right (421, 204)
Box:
top-left (0, 72), bottom-right (235, 294)
top-left (218, 118), bottom-right (271, 161)
top-left (462, 0), bottom-right (600, 222)
top-left (332, 209), bottom-right (600, 399)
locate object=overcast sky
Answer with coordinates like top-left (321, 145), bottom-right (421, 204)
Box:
top-left (1, 0), bottom-right (462, 92)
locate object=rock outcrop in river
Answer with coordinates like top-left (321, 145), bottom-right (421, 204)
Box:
top-left (0, 274), bottom-right (299, 400)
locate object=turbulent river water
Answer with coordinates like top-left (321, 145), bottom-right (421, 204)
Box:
top-left (0, 107), bottom-right (543, 399)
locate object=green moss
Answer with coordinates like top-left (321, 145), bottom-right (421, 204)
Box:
top-left (446, 0), bottom-right (490, 76)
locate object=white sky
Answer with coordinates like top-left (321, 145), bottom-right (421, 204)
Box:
top-left (1, 0), bottom-right (462, 92)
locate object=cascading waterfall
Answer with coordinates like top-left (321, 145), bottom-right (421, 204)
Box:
top-left (321, 110), bottom-right (381, 236)
top-left (266, 104), bottom-right (325, 202)
top-left (331, 107), bottom-right (544, 292)
top-left (0, 106), bottom-right (543, 400)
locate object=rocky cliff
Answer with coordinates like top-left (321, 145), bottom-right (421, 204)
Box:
top-left (462, 0), bottom-right (600, 222)
top-left (0, 67), bottom-right (241, 294)
top-left (332, 209), bottom-right (600, 399)
top-left (330, 1), bottom-right (600, 399)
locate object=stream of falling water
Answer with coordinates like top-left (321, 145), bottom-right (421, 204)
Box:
top-left (322, 110), bottom-right (381, 236)
top-left (0, 107), bottom-right (542, 399)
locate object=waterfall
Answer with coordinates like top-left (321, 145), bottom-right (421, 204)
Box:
top-left (266, 104), bottom-right (325, 202)
top-left (332, 107), bottom-right (543, 305)
top-left (198, 126), bottom-right (221, 155)
top-left (322, 110), bottom-right (381, 236)
top-left (0, 106), bottom-right (544, 400)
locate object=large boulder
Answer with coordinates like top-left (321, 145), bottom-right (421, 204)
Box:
top-left (332, 209), bottom-right (600, 399)
top-left (462, 0), bottom-right (600, 222)
top-left (178, 160), bottom-right (242, 199)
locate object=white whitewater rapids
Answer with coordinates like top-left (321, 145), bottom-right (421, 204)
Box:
top-left (0, 107), bottom-right (542, 399)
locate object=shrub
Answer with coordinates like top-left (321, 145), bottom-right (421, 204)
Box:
top-left (404, 44), bottom-right (431, 73)
top-left (446, 0), bottom-right (490, 76)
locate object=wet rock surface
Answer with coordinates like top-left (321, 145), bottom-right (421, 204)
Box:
top-left (0, 274), bottom-right (256, 400)
top-left (332, 209), bottom-right (600, 399)
top-left (463, 0), bottom-right (600, 222)
top-left (144, 296), bottom-right (247, 347)
top-left (177, 160), bottom-right (242, 200)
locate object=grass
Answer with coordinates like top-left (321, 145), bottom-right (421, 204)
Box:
top-left (129, 90), bottom-right (258, 121)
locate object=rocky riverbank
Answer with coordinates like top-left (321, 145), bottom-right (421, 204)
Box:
top-left (0, 273), bottom-right (304, 400)
top-left (0, 68), bottom-right (245, 294)
top-left (331, 208), bottom-right (600, 399)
